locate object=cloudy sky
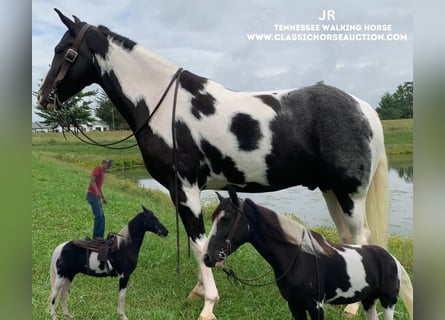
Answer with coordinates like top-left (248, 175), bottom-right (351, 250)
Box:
top-left (32, 0), bottom-right (412, 121)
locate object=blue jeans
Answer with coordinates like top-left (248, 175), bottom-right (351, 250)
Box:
top-left (87, 192), bottom-right (105, 238)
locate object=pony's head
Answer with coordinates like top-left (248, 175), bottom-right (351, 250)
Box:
top-left (204, 186), bottom-right (251, 268)
top-left (37, 9), bottom-right (105, 110)
top-left (140, 205), bottom-right (169, 237)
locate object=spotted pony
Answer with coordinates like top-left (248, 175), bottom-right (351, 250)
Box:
top-left (204, 188), bottom-right (413, 320)
top-left (38, 10), bottom-right (388, 320)
top-left (49, 206), bottom-right (168, 320)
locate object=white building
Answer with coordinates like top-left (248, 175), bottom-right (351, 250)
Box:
top-left (32, 120), bottom-right (110, 133)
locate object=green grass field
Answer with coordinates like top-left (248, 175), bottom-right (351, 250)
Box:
top-left (32, 119), bottom-right (413, 319)
top-left (382, 119), bottom-right (413, 155)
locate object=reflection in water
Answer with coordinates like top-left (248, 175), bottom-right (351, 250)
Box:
top-left (395, 166), bottom-right (413, 183)
top-left (137, 160), bottom-right (413, 236)
top-left (388, 155), bottom-right (413, 183)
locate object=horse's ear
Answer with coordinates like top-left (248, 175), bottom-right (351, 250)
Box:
top-left (227, 185), bottom-right (239, 207)
top-left (54, 8), bottom-right (75, 30)
top-left (72, 15), bottom-right (81, 23)
top-left (215, 192), bottom-right (224, 202)
top-left (142, 205), bottom-right (148, 212)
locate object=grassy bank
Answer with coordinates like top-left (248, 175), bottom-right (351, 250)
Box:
top-left (31, 119), bottom-right (413, 172)
top-left (382, 119), bottom-right (413, 155)
top-left (32, 135), bottom-right (413, 319)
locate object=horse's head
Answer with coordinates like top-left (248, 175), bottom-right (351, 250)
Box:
top-left (141, 205), bottom-right (169, 237)
top-left (37, 9), bottom-right (104, 110)
top-left (204, 186), bottom-right (251, 268)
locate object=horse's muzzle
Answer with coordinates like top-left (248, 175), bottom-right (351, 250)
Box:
top-left (203, 249), bottom-right (227, 268)
top-left (37, 90), bottom-right (57, 110)
top-left (203, 252), bottom-right (218, 268)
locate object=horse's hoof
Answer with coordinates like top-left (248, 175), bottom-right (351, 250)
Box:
top-left (197, 316), bottom-right (217, 320)
top-left (343, 302), bottom-right (359, 318)
top-left (342, 311), bottom-right (357, 319)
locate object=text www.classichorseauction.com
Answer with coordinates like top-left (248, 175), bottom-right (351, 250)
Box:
top-left (246, 9), bottom-right (408, 42)
top-left (247, 24), bottom-right (408, 42)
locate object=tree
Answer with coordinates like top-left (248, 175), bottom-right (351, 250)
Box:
top-left (95, 90), bottom-right (128, 130)
top-left (393, 82), bottom-right (413, 118)
top-left (34, 88), bottom-right (96, 129)
top-left (376, 81), bottom-right (413, 120)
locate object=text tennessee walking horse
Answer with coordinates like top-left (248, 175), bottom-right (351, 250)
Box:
top-left (38, 9), bottom-right (388, 320)
top-left (204, 188), bottom-right (413, 320)
top-left (49, 206), bottom-right (168, 320)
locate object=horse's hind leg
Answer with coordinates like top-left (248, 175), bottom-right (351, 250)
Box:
top-left (362, 298), bottom-right (378, 320)
top-left (322, 190), bottom-right (352, 244)
top-left (49, 276), bottom-right (65, 320)
top-left (382, 306), bottom-right (395, 320)
top-left (345, 195), bottom-right (371, 245)
top-left (60, 278), bottom-right (73, 319)
top-left (287, 301), bottom-right (308, 320)
top-left (323, 191), bottom-right (369, 317)
top-left (344, 194), bottom-right (371, 317)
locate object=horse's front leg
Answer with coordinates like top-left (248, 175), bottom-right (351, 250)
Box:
top-left (117, 275), bottom-right (129, 320)
top-left (172, 183), bottom-right (219, 320)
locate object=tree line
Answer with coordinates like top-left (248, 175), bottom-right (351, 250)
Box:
top-left (34, 81), bottom-right (413, 129)
top-left (34, 88), bottom-right (129, 130)
top-left (375, 81), bottom-right (413, 120)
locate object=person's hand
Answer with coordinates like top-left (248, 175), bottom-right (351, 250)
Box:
top-left (102, 198), bottom-right (108, 205)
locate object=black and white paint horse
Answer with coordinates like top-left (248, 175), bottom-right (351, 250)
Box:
top-left (204, 188), bottom-right (413, 320)
top-left (38, 10), bottom-right (388, 320)
top-left (49, 206), bottom-right (168, 320)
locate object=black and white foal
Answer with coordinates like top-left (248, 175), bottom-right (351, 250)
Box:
top-left (49, 206), bottom-right (168, 320)
top-left (204, 188), bottom-right (413, 320)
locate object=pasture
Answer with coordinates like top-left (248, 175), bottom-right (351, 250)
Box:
top-left (32, 120), bottom-right (413, 319)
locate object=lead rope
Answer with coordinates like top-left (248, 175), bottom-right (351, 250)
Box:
top-left (305, 229), bottom-right (321, 319)
top-left (221, 200), bottom-right (301, 287)
top-left (221, 248), bottom-right (299, 287)
top-left (171, 68), bottom-right (184, 275)
top-left (57, 68), bottom-right (184, 150)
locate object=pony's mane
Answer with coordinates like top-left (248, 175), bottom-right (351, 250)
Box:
top-left (98, 25), bottom-right (137, 50)
top-left (117, 225), bottom-right (130, 248)
top-left (245, 199), bottom-right (303, 245)
top-left (245, 199), bottom-right (331, 255)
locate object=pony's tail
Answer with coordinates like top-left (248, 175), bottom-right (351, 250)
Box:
top-left (398, 260), bottom-right (414, 319)
top-left (366, 152), bottom-right (389, 248)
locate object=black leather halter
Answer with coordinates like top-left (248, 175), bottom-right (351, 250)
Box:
top-left (49, 23), bottom-right (91, 105)
top-left (224, 201), bottom-right (245, 251)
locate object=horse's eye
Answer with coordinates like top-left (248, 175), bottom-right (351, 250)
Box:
top-left (54, 47), bottom-right (63, 54)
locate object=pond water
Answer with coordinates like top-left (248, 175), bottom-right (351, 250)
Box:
top-left (136, 158), bottom-right (413, 236)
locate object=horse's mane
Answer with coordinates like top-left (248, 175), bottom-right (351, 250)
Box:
top-left (98, 25), bottom-right (137, 50)
top-left (244, 199), bottom-right (301, 245)
top-left (244, 199), bottom-right (332, 255)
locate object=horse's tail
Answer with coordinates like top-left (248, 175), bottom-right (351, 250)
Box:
top-left (366, 151), bottom-right (389, 248)
top-left (397, 259), bottom-right (414, 319)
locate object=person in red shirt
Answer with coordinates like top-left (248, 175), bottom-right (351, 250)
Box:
top-left (86, 159), bottom-right (112, 238)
